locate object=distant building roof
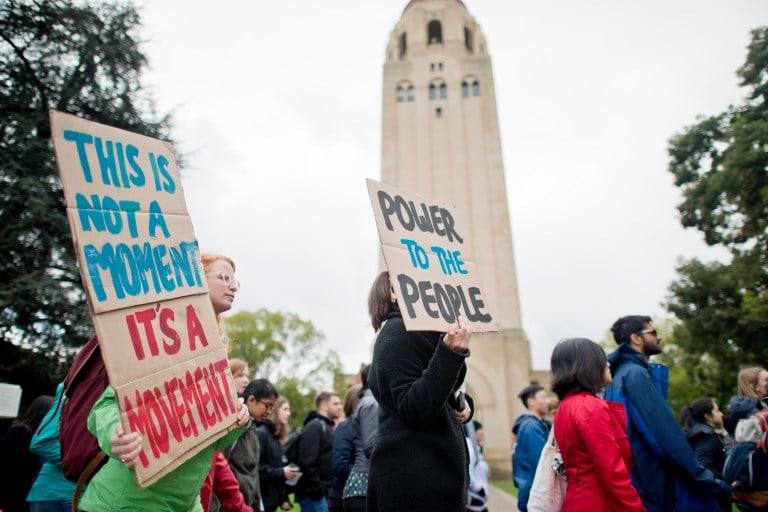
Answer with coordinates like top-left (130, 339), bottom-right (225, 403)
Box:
top-left (403, 0), bottom-right (466, 14)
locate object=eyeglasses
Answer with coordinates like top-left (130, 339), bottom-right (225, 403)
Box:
top-left (639, 328), bottom-right (658, 337)
top-left (206, 271), bottom-right (240, 291)
top-left (259, 400), bottom-right (276, 412)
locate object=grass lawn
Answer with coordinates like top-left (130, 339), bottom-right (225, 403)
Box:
top-left (492, 480), bottom-right (518, 498)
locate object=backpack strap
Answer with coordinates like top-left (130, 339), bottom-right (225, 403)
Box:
top-left (71, 451), bottom-right (107, 512)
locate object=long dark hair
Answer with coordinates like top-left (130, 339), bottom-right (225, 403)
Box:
top-left (550, 338), bottom-right (607, 401)
top-left (680, 398), bottom-right (716, 432)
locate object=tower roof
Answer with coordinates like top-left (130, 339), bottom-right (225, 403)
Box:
top-left (403, 0), bottom-right (466, 14)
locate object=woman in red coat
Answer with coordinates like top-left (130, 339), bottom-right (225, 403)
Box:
top-left (551, 338), bottom-right (645, 512)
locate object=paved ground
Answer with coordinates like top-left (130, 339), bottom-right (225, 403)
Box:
top-left (487, 484), bottom-right (518, 511)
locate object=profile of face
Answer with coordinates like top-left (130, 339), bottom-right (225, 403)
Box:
top-left (205, 259), bottom-right (238, 315)
top-left (277, 401), bottom-right (291, 426)
top-left (475, 428), bottom-right (485, 444)
top-left (706, 402), bottom-right (724, 428)
top-left (529, 389), bottom-right (550, 417)
top-left (326, 395), bottom-right (343, 421)
top-left (233, 368), bottom-right (250, 395)
top-left (756, 370), bottom-right (768, 396)
top-left (638, 323), bottom-right (662, 357)
top-left (246, 395), bottom-right (276, 422)
top-left (603, 361), bottom-right (613, 386)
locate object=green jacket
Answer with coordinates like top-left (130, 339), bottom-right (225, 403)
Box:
top-left (79, 386), bottom-right (246, 512)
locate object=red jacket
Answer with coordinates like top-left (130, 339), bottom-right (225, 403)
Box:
top-left (201, 450), bottom-right (254, 512)
top-left (554, 392), bottom-right (645, 512)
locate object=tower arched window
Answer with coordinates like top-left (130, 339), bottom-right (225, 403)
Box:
top-left (396, 86), bottom-right (404, 103)
top-left (429, 84), bottom-right (436, 100)
top-left (462, 82), bottom-right (469, 98)
top-left (428, 20), bottom-right (443, 45)
top-left (407, 86), bottom-right (414, 102)
top-left (464, 27), bottom-right (474, 52)
top-left (439, 83), bottom-right (447, 99)
top-left (399, 32), bottom-right (407, 58)
top-left (472, 81), bottom-right (480, 97)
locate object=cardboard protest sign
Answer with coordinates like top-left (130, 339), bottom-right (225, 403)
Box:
top-left (0, 383), bottom-right (22, 418)
top-left (367, 179), bottom-right (497, 332)
top-left (50, 111), bottom-right (238, 487)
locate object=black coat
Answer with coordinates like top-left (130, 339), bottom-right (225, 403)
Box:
top-left (256, 420), bottom-right (290, 512)
top-left (367, 308), bottom-right (471, 512)
top-left (294, 411), bottom-right (334, 501)
top-left (687, 422), bottom-right (726, 479)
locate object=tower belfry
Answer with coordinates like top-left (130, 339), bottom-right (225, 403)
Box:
top-left (381, 0), bottom-right (534, 474)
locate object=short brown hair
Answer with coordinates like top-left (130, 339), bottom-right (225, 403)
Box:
top-left (368, 271), bottom-right (393, 331)
top-left (315, 390), bottom-right (339, 409)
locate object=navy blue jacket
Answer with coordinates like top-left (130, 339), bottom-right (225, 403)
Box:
top-left (605, 343), bottom-right (729, 512)
top-left (512, 413), bottom-right (550, 511)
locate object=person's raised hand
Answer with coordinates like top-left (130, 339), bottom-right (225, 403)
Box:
top-left (443, 316), bottom-right (471, 353)
top-left (236, 397), bottom-right (250, 427)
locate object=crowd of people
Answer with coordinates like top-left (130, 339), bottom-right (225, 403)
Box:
top-left (511, 315), bottom-right (768, 512)
top-left (1, 263), bottom-right (767, 512)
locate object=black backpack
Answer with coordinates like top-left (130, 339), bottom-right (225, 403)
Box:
top-left (283, 417), bottom-right (327, 466)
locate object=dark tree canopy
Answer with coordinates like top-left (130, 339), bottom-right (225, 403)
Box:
top-left (665, 26), bottom-right (768, 403)
top-left (0, 0), bottom-right (175, 357)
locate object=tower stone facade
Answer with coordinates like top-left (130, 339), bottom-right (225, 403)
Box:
top-left (381, 0), bottom-right (534, 476)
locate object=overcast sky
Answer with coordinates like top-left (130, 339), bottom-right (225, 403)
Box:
top-left (138, 1), bottom-right (765, 373)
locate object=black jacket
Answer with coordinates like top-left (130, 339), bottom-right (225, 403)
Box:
top-left (294, 411), bottom-right (334, 500)
top-left (256, 420), bottom-right (290, 512)
top-left (367, 308), bottom-right (471, 512)
top-left (687, 422), bottom-right (726, 479)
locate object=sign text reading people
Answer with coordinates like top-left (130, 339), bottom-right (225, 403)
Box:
top-left (50, 111), bottom-right (238, 487)
top-left (367, 179), bottom-right (497, 332)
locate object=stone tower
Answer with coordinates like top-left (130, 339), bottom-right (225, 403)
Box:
top-left (381, 0), bottom-right (534, 475)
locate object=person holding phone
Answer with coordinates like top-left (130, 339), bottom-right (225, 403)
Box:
top-left (365, 271), bottom-right (473, 512)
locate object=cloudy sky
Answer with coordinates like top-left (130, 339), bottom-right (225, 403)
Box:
top-left (138, 0), bottom-right (765, 372)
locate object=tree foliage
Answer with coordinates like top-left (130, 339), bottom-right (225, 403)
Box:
top-left (0, 0), bottom-right (175, 356)
top-left (665, 26), bottom-right (768, 404)
top-left (225, 309), bottom-right (344, 426)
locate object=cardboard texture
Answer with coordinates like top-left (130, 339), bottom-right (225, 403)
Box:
top-left (50, 111), bottom-right (238, 487)
top-left (367, 179), bottom-right (497, 332)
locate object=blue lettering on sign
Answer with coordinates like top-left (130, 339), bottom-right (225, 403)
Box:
top-left (62, 130), bottom-right (146, 188)
top-left (149, 152), bottom-right (176, 194)
top-left (83, 240), bottom-right (202, 302)
top-left (63, 130), bottom-right (95, 183)
top-left (400, 238), bottom-right (430, 269)
top-left (75, 194), bottom-right (141, 238)
top-left (430, 246), bottom-right (468, 276)
top-left (148, 201), bottom-right (170, 238)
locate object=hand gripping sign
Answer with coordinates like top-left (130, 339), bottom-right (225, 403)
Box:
top-left (50, 111), bottom-right (239, 487)
top-left (367, 179), bottom-right (497, 332)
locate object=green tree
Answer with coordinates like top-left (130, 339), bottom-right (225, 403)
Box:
top-left (225, 309), bottom-right (344, 427)
top-left (665, 26), bottom-right (768, 404)
top-left (0, 0), bottom-right (175, 358)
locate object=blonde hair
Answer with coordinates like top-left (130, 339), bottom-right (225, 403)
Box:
top-left (201, 252), bottom-right (236, 335)
top-left (738, 367), bottom-right (768, 398)
top-left (229, 358), bottom-right (248, 378)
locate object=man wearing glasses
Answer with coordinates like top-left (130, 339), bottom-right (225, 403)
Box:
top-left (604, 316), bottom-right (730, 511)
